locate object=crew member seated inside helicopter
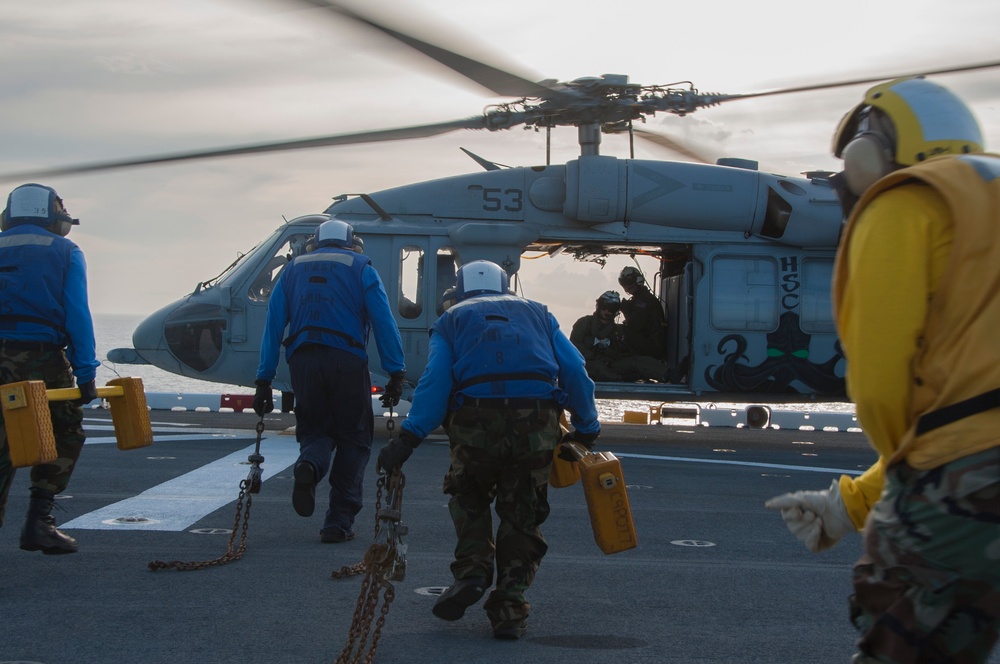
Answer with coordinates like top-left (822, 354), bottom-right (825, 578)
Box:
top-left (618, 265), bottom-right (669, 363)
top-left (569, 290), bottom-right (670, 382)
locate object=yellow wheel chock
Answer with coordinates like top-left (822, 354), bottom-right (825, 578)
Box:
top-left (1, 377), bottom-right (153, 469)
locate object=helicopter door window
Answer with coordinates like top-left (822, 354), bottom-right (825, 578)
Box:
top-left (398, 246), bottom-right (424, 319)
top-left (710, 256), bottom-right (778, 331)
top-left (799, 258), bottom-right (836, 333)
top-left (434, 248), bottom-right (458, 316)
top-left (247, 232), bottom-right (313, 303)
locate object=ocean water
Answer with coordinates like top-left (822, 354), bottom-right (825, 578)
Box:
top-left (93, 313), bottom-right (855, 420)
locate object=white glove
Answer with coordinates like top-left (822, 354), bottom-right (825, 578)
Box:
top-left (764, 480), bottom-right (855, 552)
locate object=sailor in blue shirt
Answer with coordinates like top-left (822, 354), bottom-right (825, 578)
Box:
top-left (0, 183), bottom-right (101, 555)
top-left (377, 260), bottom-right (599, 640)
top-left (254, 217), bottom-right (404, 544)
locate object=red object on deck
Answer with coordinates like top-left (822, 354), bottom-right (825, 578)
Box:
top-left (220, 394), bottom-right (255, 411)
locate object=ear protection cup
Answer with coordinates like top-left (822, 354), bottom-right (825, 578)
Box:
top-left (841, 131), bottom-right (894, 196)
top-left (0, 208), bottom-right (8, 232)
top-left (51, 220), bottom-right (72, 237)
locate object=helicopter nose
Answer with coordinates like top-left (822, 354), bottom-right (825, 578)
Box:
top-left (125, 300), bottom-right (185, 375)
top-left (131, 303), bottom-right (171, 356)
top-left (129, 296), bottom-right (227, 375)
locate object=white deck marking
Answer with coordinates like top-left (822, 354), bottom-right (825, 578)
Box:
top-left (62, 436), bottom-right (300, 531)
top-left (83, 422), bottom-right (260, 445)
top-left (616, 452), bottom-right (863, 476)
top-left (84, 433), bottom-right (247, 444)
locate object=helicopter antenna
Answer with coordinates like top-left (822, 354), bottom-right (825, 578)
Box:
top-left (359, 194), bottom-right (393, 221)
top-left (459, 148), bottom-right (506, 171)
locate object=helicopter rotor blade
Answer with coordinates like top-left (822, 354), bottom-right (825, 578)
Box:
top-left (634, 128), bottom-right (713, 164)
top-left (288, 0), bottom-right (569, 100)
top-left (719, 59), bottom-right (1000, 103)
top-left (0, 117), bottom-right (487, 183)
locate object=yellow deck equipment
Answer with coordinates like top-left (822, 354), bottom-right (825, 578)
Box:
top-left (2, 377), bottom-right (153, 468)
top-left (550, 438), bottom-right (638, 555)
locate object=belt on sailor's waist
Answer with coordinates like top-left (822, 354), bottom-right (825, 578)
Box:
top-left (0, 339), bottom-right (63, 353)
top-left (463, 397), bottom-right (557, 410)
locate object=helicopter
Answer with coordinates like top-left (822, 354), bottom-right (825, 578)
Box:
top-left (2, 1), bottom-right (999, 413)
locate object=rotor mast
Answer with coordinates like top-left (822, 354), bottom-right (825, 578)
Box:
top-left (578, 123), bottom-right (603, 156)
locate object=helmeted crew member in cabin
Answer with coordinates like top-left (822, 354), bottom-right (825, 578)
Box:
top-left (0, 183), bottom-right (101, 555)
top-left (570, 289), bottom-right (670, 383)
top-left (766, 77), bottom-right (1000, 664)
top-left (254, 217), bottom-right (405, 544)
top-left (617, 265), bottom-right (668, 362)
top-left (375, 260), bottom-right (599, 641)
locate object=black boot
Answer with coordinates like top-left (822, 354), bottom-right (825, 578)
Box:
top-left (20, 489), bottom-right (78, 555)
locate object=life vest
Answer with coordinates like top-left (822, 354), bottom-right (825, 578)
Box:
top-left (281, 247), bottom-right (370, 360)
top-left (834, 154), bottom-right (1000, 468)
top-left (0, 225), bottom-right (73, 344)
top-left (432, 293), bottom-right (560, 401)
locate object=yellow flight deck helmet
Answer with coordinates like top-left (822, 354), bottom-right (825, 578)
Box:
top-left (832, 76), bottom-right (983, 195)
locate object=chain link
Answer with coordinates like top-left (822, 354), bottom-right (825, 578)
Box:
top-left (332, 467), bottom-right (407, 664)
top-left (148, 416), bottom-right (266, 572)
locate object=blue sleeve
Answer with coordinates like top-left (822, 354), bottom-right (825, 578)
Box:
top-left (63, 247), bottom-right (100, 384)
top-left (362, 264), bottom-right (405, 375)
top-left (255, 273), bottom-right (289, 382)
top-left (550, 313), bottom-right (600, 435)
top-left (399, 331), bottom-right (454, 440)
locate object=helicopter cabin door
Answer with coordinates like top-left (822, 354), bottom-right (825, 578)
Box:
top-left (372, 236), bottom-right (457, 381)
top-left (661, 259), bottom-right (693, 385)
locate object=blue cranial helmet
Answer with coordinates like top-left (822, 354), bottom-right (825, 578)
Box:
top-left (454, 260), bottom-right (509, 301)
top-left (2, 183), bottom-right (79, 236)
top-left (314, 217), bottom-right (354, 249)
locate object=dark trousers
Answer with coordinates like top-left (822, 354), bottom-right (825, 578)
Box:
top-left (288, 345), bottom-right (374, 533)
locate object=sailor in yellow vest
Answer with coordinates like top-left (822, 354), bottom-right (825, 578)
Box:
top-left (766, 77), bottom-right (1000, 663)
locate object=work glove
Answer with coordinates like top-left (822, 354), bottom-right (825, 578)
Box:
top-left (252, 380), bottom-right (274, 416)
top-left (379, 371), bottom-right (406, 408)
top-left (558, 429), bottom-right (599, 461)
top-left (376, 430), bottom-right (421, 473)
top-left (75, 380), bottom-right (99, 405)
top-left (765, 479), bottom-right (855, 552)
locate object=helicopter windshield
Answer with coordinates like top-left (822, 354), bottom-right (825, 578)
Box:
top-left (199, 246), bottom-right (260, 290)
top-left (247, 231), bottom-right (314, 303)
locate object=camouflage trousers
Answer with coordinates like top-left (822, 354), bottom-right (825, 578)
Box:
top-left (0, 347), bottom-right (85, 528)
top-left (851, 447), bottom-right (1000, 664)
top-left (441, 400), bottom-right (560, 626)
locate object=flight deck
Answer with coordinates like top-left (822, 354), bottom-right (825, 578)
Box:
top-left (2, 410), bottom-right (995, 664)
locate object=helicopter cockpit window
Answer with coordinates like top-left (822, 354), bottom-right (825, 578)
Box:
top-left (247, 232), bottom-right (313, 303)
top-left (434, 248), bottom-right (458, 316)
top-left (398, 247), bottom-right (424, 319)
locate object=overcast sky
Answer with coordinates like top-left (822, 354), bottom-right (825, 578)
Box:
top-left (2, 0), bottom-right (999, 332)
